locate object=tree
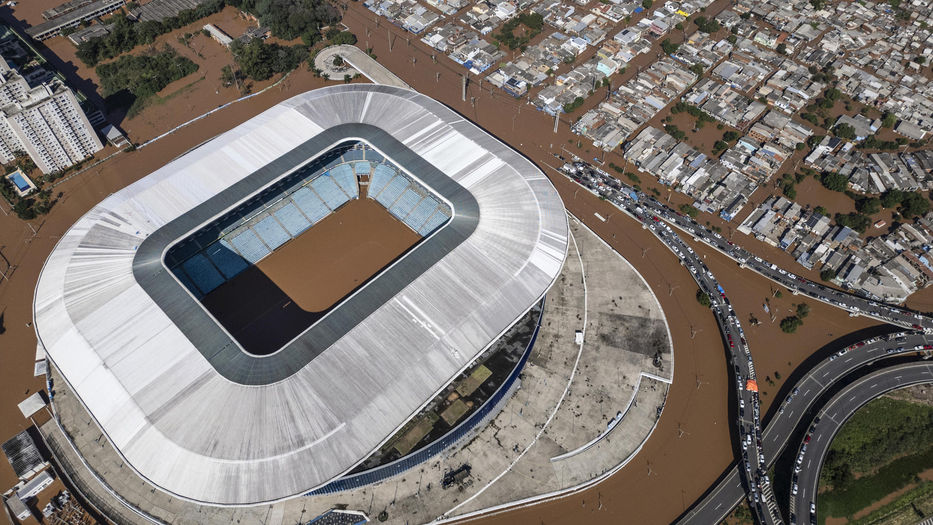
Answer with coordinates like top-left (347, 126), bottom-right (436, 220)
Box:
top-left (641, 0), bottom-right (652, 8)
top-left (814, 206), bottom-right (827, 216)
top-left (722, 131), bottom-right (739, 142)
top-left (776, 42), bottom-right (787, 55)
top-left (819, 171), bottom-right (848, 192)
top-left (899, 191), bottom-right (930, 218)
top-left (881, 112), bottom-right (897, 128)
top-left (97, 47), bottom-right (198, 115)
top-left (696, 289), bottom-right (711, 307)
top-left (780, 316), bottom-right (803, 333)
top-left (855, 196), bottom-right (881, 215)
top-left (328, 31), bottom-right (357, 46)
top-left (660, 38), bottom-right (679, 55)
top-left (834, 212), bottom-right (872, 233)
top-left (796, 302), bottom-right (810, 319)
top-left (820, 268), bottom-right (837, 281)
top-left (881, 189), bottom-right (905, 209)
top-left (834, 123), bottom-right (856, 140)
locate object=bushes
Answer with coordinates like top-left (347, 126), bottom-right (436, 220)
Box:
top-left (494, 12), bottom-right (544, 50)
top-left (834, 212), bottom-right (872, 233)
top-left (660, 38), bottom-right (679, 55)
top-left (562, 96), bottom-right (585, 114)
top-left (819, 171), bottom-right (848, 192)
top-left (679, 204), bottom-right (699, 218)
top-left (693, 16), bottom-right (720, 33)
top-left (834, 122), bottom-right (856, 140)
top-left (820, 268), bottom-right (837, 281)
top-left (664, 124), bottom-right (686, 141)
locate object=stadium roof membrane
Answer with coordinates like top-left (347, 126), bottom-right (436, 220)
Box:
top-left (33, 85), bottom-right (568, 505)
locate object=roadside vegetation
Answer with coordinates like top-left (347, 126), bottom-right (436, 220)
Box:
top-left (849, 481), bottom-right (933, 525)
top-left (818, 396), bottom-right (933, 521)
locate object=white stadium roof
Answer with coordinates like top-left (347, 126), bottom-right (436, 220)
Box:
top-left (34, 85), bottom-right (568, 505)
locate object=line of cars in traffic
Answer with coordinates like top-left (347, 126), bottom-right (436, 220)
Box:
top-left (556, 158), bottom-right (933, 333)
top-left (558, 157), bottom-right (933, 525)
top-left (558, 161), bottom-right (780, 525)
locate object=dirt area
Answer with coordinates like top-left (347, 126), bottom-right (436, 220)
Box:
top-left (201, 198), bottom-right (418, 353)
top-left (885, 384), bottom-right (933, 407)
top-left (258, 198), bottom-right (419, 311)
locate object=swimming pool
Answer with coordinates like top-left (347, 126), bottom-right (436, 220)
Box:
top-left (8, 171), bottom-right (31, 192)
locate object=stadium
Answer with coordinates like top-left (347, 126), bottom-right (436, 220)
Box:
top-left (32, 84), bottom-right (569, 506)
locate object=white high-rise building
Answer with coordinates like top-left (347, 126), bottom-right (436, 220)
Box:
top-left (0, 57), bottom-right (102, 174)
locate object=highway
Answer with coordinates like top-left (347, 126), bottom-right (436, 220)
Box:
top-left (789, 362), bottom-right (933, 525)
top-left (676, 331), bottom-right (933, 524)
top-left (557, 163), bottom-right (778, 524)
top-left (556, 160), bottom-right (933, 333)
top-left (554, 159), bottom-right (933, 525)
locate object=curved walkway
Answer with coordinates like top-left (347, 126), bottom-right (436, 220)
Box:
top-left (314, 45), bottom-right (409, 88)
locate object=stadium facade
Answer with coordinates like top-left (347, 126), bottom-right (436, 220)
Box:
top-left (33, 85), bottom-right (568, 506)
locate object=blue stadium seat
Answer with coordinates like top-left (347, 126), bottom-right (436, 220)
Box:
top-left (172, 268), bottom-right (203, 299)
top-left (206, 241), bottom-right (248, 279)
top-left (375, 175), bottom-right (408, 209)
top-left (331, 165), bottom-right (359, 198)
top-left (389, 188), bottom-right (422, 220)
top-left (164, 238), bottom-right (201, 267)
top-left (292, 187), bottom-right (331, 223)
top-left (342, 149), bottom-right (365, 161)
top-left (181, 253), bottom-right (225, 294)
top-left (369, 165), bottom-right (396, 197)
top-left (311, 176), bottom-right (350, 210)
top-left (365, 149), bottom-right (385, 163)
top-left (273, 203), bottom-right (312, 236)
top-left (254, 216), bottom-right (291, 251)
top-left (230, 229), bottom-right (270, 264)
top-left (419, 211), bottom-right (449, 236)
top-left (351, 161), bottom-right (373, 176)
top-left (405, 197), bottom-right (439, 232)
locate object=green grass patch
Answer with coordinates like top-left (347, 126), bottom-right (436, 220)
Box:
top-left (455, 365), bottom-right (492, 397)
top-left (822, 397), bottom-right (933, 484)
top-left (391, 413), bottom-right (438, 456)
top-left (850, 481), bottom-right (933, 525)
top-left (819, 445), bottom-right (933, 521)
top-left (440, 399), bottom-right (470, 426)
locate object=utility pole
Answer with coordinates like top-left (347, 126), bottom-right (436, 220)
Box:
top-left (461, 74), bottom-right (467, 102)
top-left (554, 108), bottom-right (560, 133)
top-left (388, 28), bottom-right (392, 52)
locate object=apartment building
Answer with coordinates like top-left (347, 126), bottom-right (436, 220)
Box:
top-left (0, 65), bottom-right (102, 173)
